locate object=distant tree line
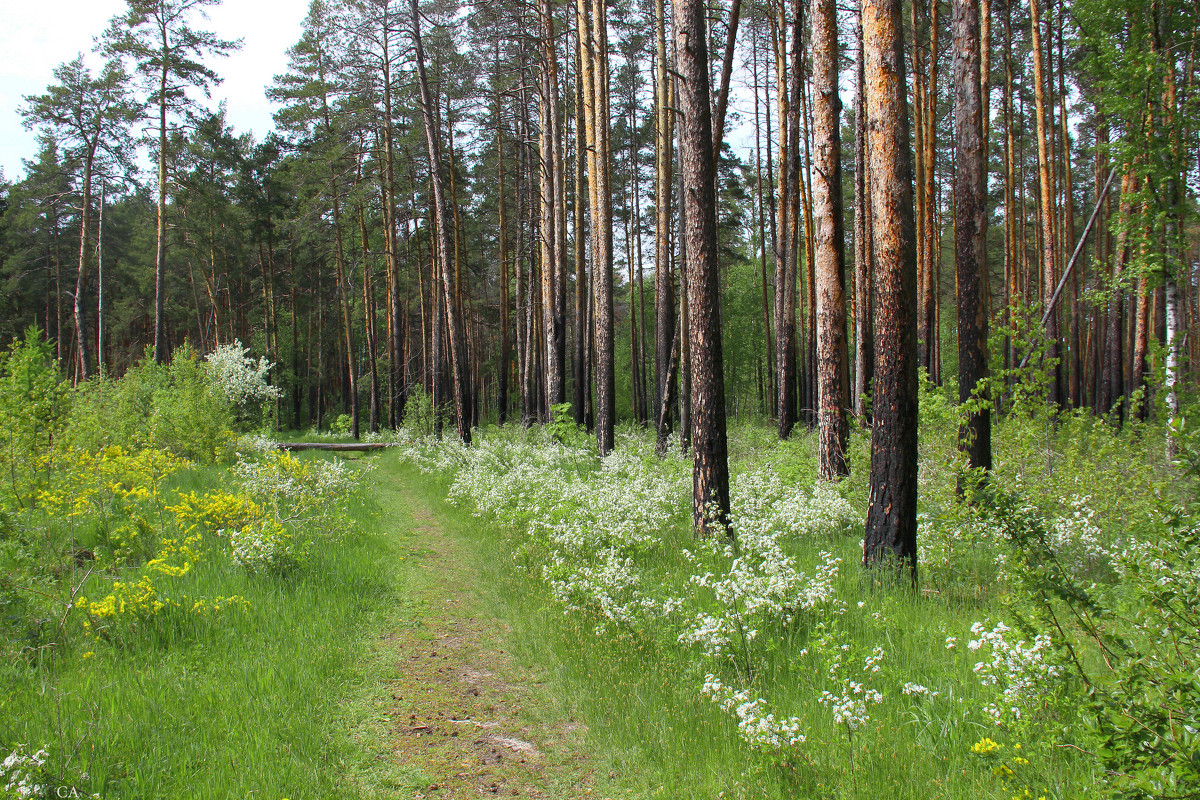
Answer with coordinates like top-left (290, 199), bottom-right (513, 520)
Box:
top-left (1, 0), bottom-right (1197, 565)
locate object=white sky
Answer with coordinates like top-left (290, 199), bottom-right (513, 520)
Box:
top-left (0, 0), bottom-right (310, 181)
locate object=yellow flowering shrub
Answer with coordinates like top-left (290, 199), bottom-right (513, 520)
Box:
top-left (166, 491), bottom-right (261, 536)
top-left (39, 446), bottom-right (189, 519)
top-left (971, 739), bottom-right (1046, 800)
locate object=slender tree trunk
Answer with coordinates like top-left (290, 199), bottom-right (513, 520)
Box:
top-left (332, 192), bottom-right (359, 440)
top-left (1030, 0), bottom-right (1061, 406)
top-left (862, 0), bottom-right (919, 579)
top-left (853, 7), bottom-right (874, 422)
top-left (953, 0), bottom-right (991, 480)
top-left (75, 152), bottom-right (96, 381)
top-left (654, 0), bottom-right (676, 447)
top-left (539, 0), bottom-right (566, 413)
top-left (711, 0), bottom-right (742, 154)
top-left (411, 0), bottom-right (471, 444)
top-left (1132, 273), bottom-right (1150, 419)
top-left (1100, 170), bottom-right (1136, 422)
top-left (574, 34), bottom-right (590, 428)
top-left (154, 49), bottom-right (169, 365)
top-left (676, 0), bottom-right (730, 533)
top-left (497, 102), bottom-right (511, 426)
top-left (359, 200), bottom-right (381, 433)
top-left (578, 0), bottom-right (615, 454)
top-left (774, 0), bottom-right (802, 439)
top-left (812, 0), bottom-right (848, 479)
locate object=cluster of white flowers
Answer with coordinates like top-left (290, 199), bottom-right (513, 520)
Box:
top-left (391, 427), bottom-right (875, 758)
top-left (412, 431), bottom-right (690, 629)
top-left (229, 518), bottom-right (295, 573)
top-left (701, 675), bottom-right (807, 751)
top-left (1, 745), bottom-right (47, 799)
top-left (227, 450), bottom-right (365, 573)
top-left (545, 547), bottom-right (646, 629)
top-left (916, 511), bottom-right (1010, 582)
top-left (205, 340), bottom-right (283, 409)
top-left (967, 620), bottom-right (1065, 724)
top-left (918, 492), bottom-right (1121, 587)
top-left (234, 450), bottom-right (362, 508)
top-left (731, 469), bottom-right (859, 540)
top-left (818, 647), bottom-right (886, 732)
top-left (901, 682), bottom-right (939, 697)
top-left (683, 549), bottom-right (843, 661)
top-left (234, 433), bottom-right (278, 455)
top-left (1046, 495), bottom-right (1110, 572)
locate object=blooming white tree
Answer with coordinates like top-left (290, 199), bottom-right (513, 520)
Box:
top-left (205, 340), bottom-right (284, 419)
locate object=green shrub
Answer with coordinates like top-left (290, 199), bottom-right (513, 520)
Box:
top-left (0, 328), bottom-right (71, 510)
top-left (66, 346), bottom-right (234, 464)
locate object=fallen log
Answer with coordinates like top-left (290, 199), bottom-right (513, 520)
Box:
top-left (276, 442), bottom-right (399, 452)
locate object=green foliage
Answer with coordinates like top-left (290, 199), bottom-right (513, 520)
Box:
top-left (0, 328), bottom-right (70, 510)
top-left (399, 386), bottom-right (436, 438)
top-left (66, 346), bottom-right (234, 464)
top-left (982, 432), bottom-right (1200, 800)
top-left (1, 349), bottom-right (376, 798)
top-left (547, 402), bottom-right (588, 446)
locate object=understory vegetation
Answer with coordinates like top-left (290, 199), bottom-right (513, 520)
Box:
top-left (391, 387), bottom-right (1197, 799)
top-left (2, 327), bottom-right (1197, 799)
top-left (0, 333), bottom-right (384, 800)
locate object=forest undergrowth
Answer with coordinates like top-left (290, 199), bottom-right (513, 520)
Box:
top-left (0, 334), bottom-right (396, 799)
top-left (2, 328), bottom-right (1198, 799)
top-left (389, 386), bottom-right (1198, 800)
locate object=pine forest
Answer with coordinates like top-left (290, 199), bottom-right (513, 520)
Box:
top-left (1, 0), bottom-right (1199, 797)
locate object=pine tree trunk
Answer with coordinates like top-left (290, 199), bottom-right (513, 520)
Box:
top-left (1100, 170), bottom-right (1135, 422)
top-left (540, 0), bottom-right (566, 413)
top-left (573, 35), bottom-right (591, 428)
top-left (411, 0), bottom-right (471, 444)
top-left (812, 0), bottom-right (848, 480)
top-left (953, 0), bottom-right (991, 478)
top-left (853, 7), bottom-right (874, 422)
top-left (1030, 0), bottom-right (1062, 406)
top-left (154, 52), bottom-right (169, 365)
top-left (862, 0), bottom-right (919, 579)
top-left (675, 0), bottom-right (731, 534)
top-left (497, 103), bottom-right (511, 426)
top-left (75, 151), bottom-right (95, 381)
top-left (774, 0), bottom-right (802, 439)
top-left (577, 0), bottom-right (615, 454)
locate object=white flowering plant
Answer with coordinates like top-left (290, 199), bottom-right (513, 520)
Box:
top-left (204, 340), bottom-right (283, 430)
top-left (0, 744), bottom-right (97, 800)
top-left (226, 449), bottom-right (368, 574)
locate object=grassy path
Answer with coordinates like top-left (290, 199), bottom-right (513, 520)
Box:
top-left (343, 459), bottom-right (600, 799)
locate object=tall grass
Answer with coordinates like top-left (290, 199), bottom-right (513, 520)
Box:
top-left (2, 456), bottom-right (402, 800)
top-left (389, 407), bottom-right (1185, 799)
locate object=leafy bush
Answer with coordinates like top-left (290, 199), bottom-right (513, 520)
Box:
top-left (0, 329), bottom-right (70, 510)
top-left (66, 346), bottom-right (233, 463)
top-left (203, 339), bottom-right (283, 430)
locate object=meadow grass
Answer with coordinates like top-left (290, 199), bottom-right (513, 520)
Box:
top-left (389, 419), bottom-right (1129, 800)
top-left (1, 454), bottom-right (405, 800)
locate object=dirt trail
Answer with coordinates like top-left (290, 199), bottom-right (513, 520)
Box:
top-left (366, 485), bottom-right (596, 799)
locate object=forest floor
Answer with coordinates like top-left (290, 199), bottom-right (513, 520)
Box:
top-left (343, 465), bottom-right (608, 799)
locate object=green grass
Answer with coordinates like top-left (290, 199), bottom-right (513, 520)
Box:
top-left (3, 403), bottom-right (1182, 798)
top-left (1, 454), bottom-right (406, 800)
top-left (392, 425), bottom-right (1112, 800)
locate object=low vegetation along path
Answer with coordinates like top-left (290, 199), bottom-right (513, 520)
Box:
top-left (356, 467), bottom-right (596, 799)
